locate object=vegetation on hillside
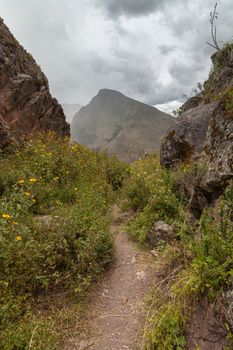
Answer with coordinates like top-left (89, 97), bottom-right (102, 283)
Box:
top-left (0, 130), bottom-right (232, 349)
top-left (122, 154), bottom-right (233, 349)
top-left (0, 133), bottom-right (129, 349)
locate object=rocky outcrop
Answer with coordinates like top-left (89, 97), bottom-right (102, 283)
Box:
top-left (160, 102), bottom-right (217, 168)
top-left (204, 47), bottom-right (233, 98)
top-left (146, 221), bottom-right (174, 246)
top-left (186, 298), bottom-right (229, 350)
top-left (71, 89), bottom-right (175, 163)
top-left (0, 116), bottom-right (17, 149)
top-left (204, 99), bottom-right (233, 190)
top-left (0, 18), bottom-right (69, 148)
top-left (160, 45), bottom-right (233, 204)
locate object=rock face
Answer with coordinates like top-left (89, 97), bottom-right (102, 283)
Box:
top-left (204, 100), bottom-right (233, 190)
top-left (0, 116), bottom-right (17, 149)
top-left (160, 102), bottom-right (218, 167)
top-left (186, 298), bottom-right (229, 350)
top-left (160, 46), bottom-right (233, 197)
top-left (71, 89), bottom-right (175, 162)
top-left (0, 18), bottom-right (70, 148)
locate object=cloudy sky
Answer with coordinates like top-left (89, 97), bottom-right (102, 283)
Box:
top-left (1, 0), bottom-right (232, 112)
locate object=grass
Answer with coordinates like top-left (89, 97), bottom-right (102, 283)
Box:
top-left (0, 132), bottom-right (130, 349)
top-left (122, 154), bottom-right (233, 349)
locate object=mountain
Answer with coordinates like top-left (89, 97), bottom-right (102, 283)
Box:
top-left (0, 18), bottom-right (69, 149)
top-left (62, 103), bottom-right (82, 123)
top-left (71, 89), bottom-right (175, 162)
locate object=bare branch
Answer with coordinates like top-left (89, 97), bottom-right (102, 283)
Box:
top-left (208, 2), bottom-right (221, 51)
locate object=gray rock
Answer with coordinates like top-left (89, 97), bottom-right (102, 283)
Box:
top-left (204, 101), bottom-right (233, 190)
top-left (146, 221), bottom-right (174, 246)
top-left (160, 102), bottom-right (218, 168)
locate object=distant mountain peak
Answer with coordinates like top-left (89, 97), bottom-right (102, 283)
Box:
top-left (98, 88), bottom-right (124, 96)
top-left (71, 89), bottom-right (175, 162)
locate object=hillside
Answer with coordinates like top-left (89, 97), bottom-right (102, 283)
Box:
top-left (62, 103), bottom-right (82, 123)
top-left (71, 89), bottom-right (175, 162)
top-left (0, 18), bottom-right (69, 150)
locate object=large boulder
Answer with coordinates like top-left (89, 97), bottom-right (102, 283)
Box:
top-left (160, 102), bottom-right (218, 168)
top-left (0, 18), bottom-right (70, 148)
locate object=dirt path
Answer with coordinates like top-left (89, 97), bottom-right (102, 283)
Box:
top-left (65, 209), bottom-right (155, 350)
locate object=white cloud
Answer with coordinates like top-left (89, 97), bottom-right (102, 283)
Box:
top-left (155, 100), bottom-right (182, 115)
top-left (0, 0), bottom-right (232, 106)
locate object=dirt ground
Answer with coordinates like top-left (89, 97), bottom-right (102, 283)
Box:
top-left (65, 210), bottom-right (155, 350)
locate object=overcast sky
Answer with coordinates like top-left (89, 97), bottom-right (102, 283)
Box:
top-left (1, 0), bottom-right (232, 112)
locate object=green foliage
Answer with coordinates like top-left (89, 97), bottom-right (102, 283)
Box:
top-left (143, 180), bottom-right (233, 348)
top-left (123, 155), bottom-right (233, 348)
top-left (190, 181), bottom-right (233, 295)
top-left (225, 88), bottom-right (233, 116)
top-left (123, 155), bottom-right (185, 242)
top-left (214, 41), bottom-right (233, 69)
top-left (150, 303), bottom-right (186, 350)
top-left (0, 132), bottom-right (125, 349)
top-left (104, 155), bottom-right (130, 191)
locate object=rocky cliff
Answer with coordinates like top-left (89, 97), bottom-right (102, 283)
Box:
top-left (160, 45), bottom-right (233, 212)
top-left (71, 89), bottom-right (175, 162)
top-left (0, 18), bottom-right (70, 149)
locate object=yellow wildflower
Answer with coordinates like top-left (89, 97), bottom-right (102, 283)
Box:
top-left (2, 214), bottom-right (10, 219)
top-left (24, 192), bottom-right (31, 196)
top-left (13, 221), bottom-right (18, 225)
top-left (29, 178), bottom-right (37, 183)
top-left (18, 179), bottom-right (25, 184)
top-left (15, 236), bottom-right (22, 241)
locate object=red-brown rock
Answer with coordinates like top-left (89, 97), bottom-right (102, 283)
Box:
top-left (0, 18), bottom-right (70, 148)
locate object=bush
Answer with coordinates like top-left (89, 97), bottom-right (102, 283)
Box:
top-left (104, 155), bottom-right (130, 191)
top-left (123, 155), bottom-right (185, 242)
top-left (0, 133), bottom-right (120, 349)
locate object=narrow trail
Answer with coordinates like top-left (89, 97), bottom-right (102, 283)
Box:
top-left (65, 207), bottom-right (156, 350)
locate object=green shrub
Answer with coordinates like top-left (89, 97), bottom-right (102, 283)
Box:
top-left (0, 133), bottom-right (119, 349)
top-left (123, 154), bottom-right (185, 242)
top-left (104, 155), bottom-right (130, 191)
